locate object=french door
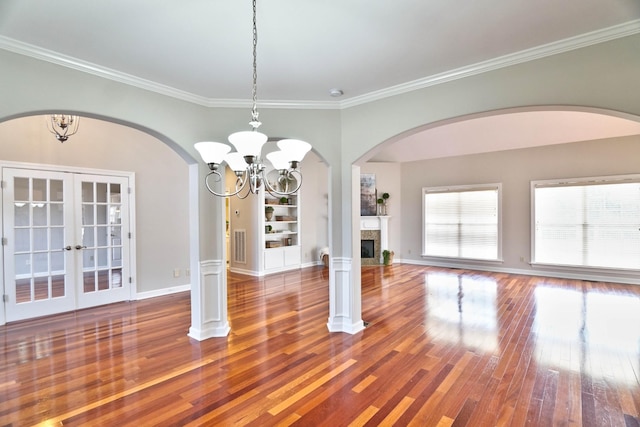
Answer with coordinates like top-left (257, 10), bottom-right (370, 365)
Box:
top-left (2, 167), bottom-right (131, 322)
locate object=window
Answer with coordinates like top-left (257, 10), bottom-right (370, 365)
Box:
top-left (532, 176), bottom-right (640, 270)
top-left (423, 184), bottom-right (501, 261)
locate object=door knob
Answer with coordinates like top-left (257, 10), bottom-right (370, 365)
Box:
top-left (64, 246), bottom-right (72, 251)
top-left (75, 245), bottom-right (87, 250)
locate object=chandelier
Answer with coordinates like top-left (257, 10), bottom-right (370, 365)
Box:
top-left (47, 114), bottom-right (80, 142)
top-left (194, 0), bottom-right (311, 198)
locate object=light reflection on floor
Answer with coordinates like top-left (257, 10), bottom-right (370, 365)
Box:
top-left (422, 271), bottom-right (640, 386)
top-left (534, 285), bottom-right (640, 386)
top-left (424, 271), bottom-right (498, 353)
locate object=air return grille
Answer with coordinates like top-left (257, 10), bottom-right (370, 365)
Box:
top-left (234, 229), bottom-right (246, 264)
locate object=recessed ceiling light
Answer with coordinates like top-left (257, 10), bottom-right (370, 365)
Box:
top-left (329, 88), bottom-right (344, 97)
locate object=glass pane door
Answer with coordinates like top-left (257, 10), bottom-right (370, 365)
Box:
top-left (75, 174), bottom-right (130, 309)
top-left (2, 169), bottom-right (75, 321)
top-left (2, 168), bottom-right (132, 322)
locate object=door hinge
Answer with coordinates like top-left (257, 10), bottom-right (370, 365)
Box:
top-left (1, 237), bottom-right (7, 246)
top-left (128, 232), bottom-right (132, 239)
top-left (129, 277), bottom-right (132, 284)
top-left (128, 187), bottom-right (131, 194)
top-left (3, 294), bottom-right (8, 303)
top-left (0, 180), bottom-right (5, 189)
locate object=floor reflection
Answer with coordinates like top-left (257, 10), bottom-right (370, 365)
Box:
top-left (534, 285), bottom-right (640, 385)
top-left (424, 271), bottom-right (498, 353)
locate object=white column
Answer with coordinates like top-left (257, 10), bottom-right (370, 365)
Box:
top-left (326, 165), bottom-right (365, 334)
top-left (188, 260), bottom-right (230, 339)
top-left (327, 257), bottom-right (365, 334)
top-left (188, 163), bottom-right (230, 340)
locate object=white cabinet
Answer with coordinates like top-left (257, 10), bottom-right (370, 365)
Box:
top-left (263, 246), bottom-right (301, 270)
top-left (262, 194), bottom-right (301, 273)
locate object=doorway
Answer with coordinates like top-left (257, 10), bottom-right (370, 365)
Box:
top-left (2, 166), bottom-right (133, 322)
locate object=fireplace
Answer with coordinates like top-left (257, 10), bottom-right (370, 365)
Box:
top-left (361, 239), bottom-right (375, 258)
top-left (360, 215), bottom-right (390, 265)
top-left (360, 231), bottom-right (380, 265)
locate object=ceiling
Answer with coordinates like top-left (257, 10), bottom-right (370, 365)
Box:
top-left (1, 1), bottom-right (640, 161)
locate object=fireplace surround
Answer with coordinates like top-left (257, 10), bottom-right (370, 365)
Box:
top-left (360, 216), bottom-right (390, 265)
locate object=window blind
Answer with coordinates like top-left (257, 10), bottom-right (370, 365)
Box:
top-left (533, 180), bottom-right (640, 269)
top-left (423, 186), bottom-right (500, 260)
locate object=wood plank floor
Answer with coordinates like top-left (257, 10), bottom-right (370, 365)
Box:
top-left (1, 264), bottom-right (640, 426)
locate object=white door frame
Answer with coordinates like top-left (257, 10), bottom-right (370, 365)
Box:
top-left (0, 160), bottom-right (137, 325)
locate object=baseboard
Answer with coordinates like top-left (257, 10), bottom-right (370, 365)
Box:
top-left (136, 284), bottom-right (191, 300)
top-left (229, 262), bottom-right (322, 277)
top-left (228, 267), bottom-right (261, 276)
top-left (401, 258), bottom-right (640, 285)
top-left (301, 261), bottom-right (323, 269)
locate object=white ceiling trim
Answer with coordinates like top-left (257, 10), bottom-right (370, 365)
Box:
top-left (340, 19), bottom-right (640, 109)
top-left (1, 19), bottom-right (638, 111)
top-left (0, 35), bottom-right (216, 107)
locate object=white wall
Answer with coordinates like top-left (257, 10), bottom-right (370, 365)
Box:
top-left (300, 154), bottom-right (329, 265)
top-left (0, 116), bottom-right (190, 293)
top-left (400, 135), bottom-right (640, 282)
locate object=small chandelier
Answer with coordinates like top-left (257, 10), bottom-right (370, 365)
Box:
top-left (47, 114), bottom-right (80, 143)
top-left (194, 0), bottom-right (311, 198)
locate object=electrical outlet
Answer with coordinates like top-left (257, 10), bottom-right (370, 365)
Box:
top-left (185, 268), bottom-right (190, 277)
top-left (173, 268), bottom-right (180, 278)
top-left (520, 256), bottom-right (525, 262)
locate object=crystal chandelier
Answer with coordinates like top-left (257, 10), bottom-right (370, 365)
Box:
top-left (47, 114), bottom-right (80, 143)
top-left (194, 0), bottom-right (311, 198)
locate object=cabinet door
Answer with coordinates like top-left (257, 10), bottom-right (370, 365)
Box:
top-left (264, 249), bottom-right (284, 270)
top-left (284, 246), bottom-right (301, 266)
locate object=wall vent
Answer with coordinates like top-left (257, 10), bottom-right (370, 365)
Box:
top-left (234, 229), bottom-right (246, 264)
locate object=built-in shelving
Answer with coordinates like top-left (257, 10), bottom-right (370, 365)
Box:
top-left (261, 194), bottom-right (301, 271)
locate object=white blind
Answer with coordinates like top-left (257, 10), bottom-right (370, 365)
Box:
top-left (534, 181), bottom-right (640, 269)
top-left (423, 186), bottom-right (499, 260)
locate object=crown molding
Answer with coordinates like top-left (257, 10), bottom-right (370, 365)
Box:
top-left (1, 19), bottom-right (638, 111)
top-left (339, 19), bottom-right (640, 109)
top-left (0, 35), bottom-right (219, 107)
top-left (0, 35), bottom-right (340, 110)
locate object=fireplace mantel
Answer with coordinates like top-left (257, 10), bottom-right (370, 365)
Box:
top-left (360, 216), bottom-right (390, 264)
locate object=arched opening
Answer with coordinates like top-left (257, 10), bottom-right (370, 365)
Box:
top-left (353, 105), bottom-right (640, 317)
top-left (0, 113), bottom-right (196, 324)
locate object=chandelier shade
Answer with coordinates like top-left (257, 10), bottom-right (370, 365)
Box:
top-left (225, 152), bottom-right (249, 172)
top-left (194, 142), bottom-right (231, 166)
top-left (194, 0), bottom-right (311, 198)
top-left (277, 139), bottom-right (312, 162)
top-left (228, 131), bottom-right (268, 159)
top-left (265, 151), bottom-right (290, 171)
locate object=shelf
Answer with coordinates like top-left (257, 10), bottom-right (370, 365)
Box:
top-left (265, 244), bottom-right (299, 250)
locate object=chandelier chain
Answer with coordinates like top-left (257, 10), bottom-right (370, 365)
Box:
top-left (251, 0), bottom-right (260, 128)
top-left (194, 0), bottom-right (310, 198)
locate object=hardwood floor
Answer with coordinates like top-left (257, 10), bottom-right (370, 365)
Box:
top-left (1, 264), bottom-right (639, 426)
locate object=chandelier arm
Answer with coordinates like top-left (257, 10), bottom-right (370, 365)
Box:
top-left (235, 186), bottom-right (251, 199)
top-left (263, 170), bottom-right (303, 196)
top-left (227, 172), bottom-right (250, 197)
top-left (203, 170), bottom-right (228, 197)
top-left (203, 169), bottom-right (250, 198)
